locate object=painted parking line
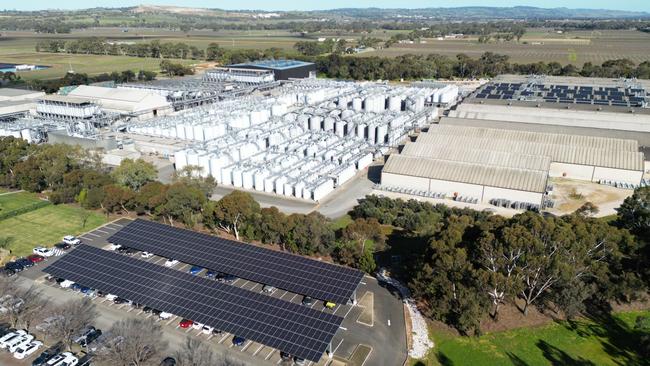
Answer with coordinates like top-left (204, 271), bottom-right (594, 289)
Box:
top-left (276, 358), bottom-right (282, 364)
top-left (207, 334), bottom-right (214, 341)
top-left (238, 280), bottom-right (249, 288)
top-left (185, 327), bottom-right (192, 333)
top-left (253, 344), bottom-right (264, 356)
top-left (333, 305), bottom-right (342, 315)
top-left (265, 349), bottom-right (275, 360)
top-left (231, 278), bottom-right (240, 286)
top-left (249, 284), bottom-right (260, 292)
top-left (86, 232), bottom-right (102, 238)
top-left (332, 338), bottom-right (344, 354)
top-left (154, 258), bottom-right (165, 265)
top-left (95, 229), bottom-right (111, 234)
top-left (289, 294), bottom-right (298, 302)
top-left (278, 291), bottom-right (288, 300)
top-left (218, 334), bottom-right (229, 344)
top-left (166, 316), bottom-right (177, 326)
top-left (241, 341), bottom-right (253, 352)
top-left (344, 304), bottom-right (356, 318)
top-left (80, 236), bottom-right (95, 241)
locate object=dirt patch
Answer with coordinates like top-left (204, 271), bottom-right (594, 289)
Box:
top-left (404, 304), bottom-right (413, 354)
top-left (356, 291), bottom-right (374, 326)
top-left (547, 178), bottom-right (633, 216)
top-left (347, 345), bottom-right (372, 366)
top-left (480, 299), bottom-right (563, 334)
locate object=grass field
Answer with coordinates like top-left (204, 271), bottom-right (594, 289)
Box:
top-left (0, 191), bottom-right (42, 213)
top-left (411, 310), bottom-right (650, 366)
top-left (0, 204), bottom-right (107, 257)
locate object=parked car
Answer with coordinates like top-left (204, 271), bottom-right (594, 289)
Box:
top-left (215, 272), bottom-right (237, 283)
top-left (0, 330), bottom-right (27, 348)
top-left (27, 254), bottom-right (45, 264)
top-left (62, 236), bottom-right (81, 246)
top-left (232, 336), bottom-right (246, 347)
top-left (16, 257), bottom-right (34, 268)
top-left (32, 342), bottom-right (63, 366)
top-left (113, 297), bottom-right (130, 305)
top-left (78, 329), bottom-right (102, 348)
top-left (294, 357), bottom-right (306, 365)
top-left (142, 306), bottom-right (153, 314)
top-left (105, 294), bottom-right (118, 301)
top-left (4, 261), bottom-right (24, 272)
top-left (262, 285), bottom-right (276, 294)
top-left (211, 329), bottom-right (223, 336)
top-left (164, 259), bottom-right (179, 267)
top-left (191, 322), bottom-right (204, 330)
top-left (141, 252), bottom-right (154, 259)
top-left (59, 280), bottom-right (75, 289)
top-left (178, 319), bottom-right (193, 329)
top-left (108, 243), bottom-right (121, 251)
top-left (324, 301), bottom-right (336, 309)
top-left (301, 296), bottom-right (314, 306)
top-left (160, 357), bottom-right (176, 366)
top-left (204, 270), bottom-right (216, 279)
top-left (13, 340), bottom-right (43, 359)
top-left (188, 266), bottom-right (202, 276)
top-left (74, 327), bottom-right (96, 345)
top-left (46, 351), bottom-right (78, 366)
top-left (7, 334), bottom-right (35, 353)
top-left (2, 268), bottom-right (16, 277)
top-left (54, 243), bottom-right (71, 251)
top-left (280, 352), bottom-right (292, 361)
top-left (33, 247), bottom-right (55, 257)
top-left (158, 311), bottom-right (170, 319)
top-left (201, 326), bottom-right (213, 335)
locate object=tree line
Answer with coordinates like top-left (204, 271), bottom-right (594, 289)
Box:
top-left (0, 137), bottom-right (381, 273)
top-left (350, 195), bottom-right (649, 336)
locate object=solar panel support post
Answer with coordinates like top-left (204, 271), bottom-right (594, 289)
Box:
top-left (351, 290), bottom-right (357, 305)
top-left (327, 341), bottom-right (333, 359)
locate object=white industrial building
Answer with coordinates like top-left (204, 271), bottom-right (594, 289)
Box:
top-left (127, 79), bottom-right (458, 202)
top-left (381, 124), bottom-right (644, 210)
top-left (0, 88), bottom-right (45, 102)
top-left (68, 85), bottom-right (172, 118)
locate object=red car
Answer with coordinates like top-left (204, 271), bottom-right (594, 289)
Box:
top-left (27, 254), bottom-right (45, 263)
top-left (179, 319), bottom-right (193, 329)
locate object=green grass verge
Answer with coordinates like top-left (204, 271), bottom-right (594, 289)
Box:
top-left (0, 191), bottom-right (42, 213)
top-left (330, 214), bottom-right (353, 231)
top-left (411, 311), bottom-right (650, 366)
top-left (0, 204), bottom-right (107, 257)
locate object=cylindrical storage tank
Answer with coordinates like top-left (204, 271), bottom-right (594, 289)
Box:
top-left (174, 150), bottom-right (188, 171)
top-left (356, 152), bottom-right (373, 170)
top-left (186, 150), bottom-right (199, 168)
top-left (221, 166), bottom-right (233, 186)
top-left (368, 124), bottom-right (376, 143)
top-left (175, 124), bottom-right (186, 139)
top-left (231, 167), bottom-right (243, 187)
top-left (198, 154), bottom-right (212, 177)
top-left (335, 121), bottom-right (345, 137)
top-left (283, 181), bottom-right (294, 197)
top-left (309, 116), bottom-right (322, 131)
top-left (341, 109), bottom-right (355, 119)
top-left (376, 124), bottom-right (388, 144)
top-left (356, 123), bottom-right (367, 139)
top-left (20, 129), bottom-right (32, 143)
top-left (294, 182), bottom-right (306, 199)
top-left (336, 164), bottom-right (356, 186)
top-left (352, 97), bottom-right (363, 111)
top-left (264, 175), bottom-right (276, 193)
top-left (388, 96), bottom-right (402, 111)
top-left (242, 169), bottom-right (254, 190)
top-left (313, 179), bottom-right (334, 202)
top-left (275, 176), bottom-right (287, 196)
top-left (193, 125), bottom-right (205, 142)
top-left (183, 124), bottom-right (194, 140)
top-left (323, 117), bottom-right (335, 131)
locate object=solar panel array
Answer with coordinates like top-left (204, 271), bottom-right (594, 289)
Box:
top-left (475, 82), bottom-right (649, 107)
top-left (108, 219), bottom-right (363, 304)
top-left (44, 245), bottom-right (342, 362)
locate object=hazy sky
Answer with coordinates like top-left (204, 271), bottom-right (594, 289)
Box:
top-left (5, 1), bottom-right (650, 12)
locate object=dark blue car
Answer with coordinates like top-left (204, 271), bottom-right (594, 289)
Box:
top-left (16, 257), bottom-right (34, 268)
top-left (188, 266), bottom-right (202, 276)
top-left (5, 261), bottom-right (24, 272)
top-left (204, 270), bottom-right (216, 279)
top-left (232, 336), bottom-right (246, 347)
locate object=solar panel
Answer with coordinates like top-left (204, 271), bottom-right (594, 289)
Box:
top-left (108, 219), bottom-right (363, 304)
top-left (44, 245), bottom-right (342, 362)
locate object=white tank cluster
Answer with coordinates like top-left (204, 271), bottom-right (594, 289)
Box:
top-left (129, 79), bottom-right (453, 201)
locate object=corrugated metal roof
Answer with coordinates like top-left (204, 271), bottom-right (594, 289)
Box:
top-left (383, 154), bottom-right (548, 193)
top-left (426, 124), bottom-right (639, 151)
top-left (39, 95), bottom-right (93, 105)
top-left (417, 132), bottom-right (644, 171)
top-left (401, 143), bottom-right (552, 171)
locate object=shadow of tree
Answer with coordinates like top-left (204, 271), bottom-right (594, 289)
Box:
top-left (436, 353), bottom-right (454, 366)
top-left (506, 352), bottom-right (530, 366)
top-left (537, 340), bottom-right (597, 366)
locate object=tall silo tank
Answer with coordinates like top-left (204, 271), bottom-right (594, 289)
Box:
top-left (335, 121), bottom-right (345, 137)
top-left (175, 124), bottom-right (186, 139)
top-left (174, 150), bottom-right (188, 170)
top-left (193, 125), bottom-right (204, 141)
top-left (388, 96), bottom-right (402, 111)
top-left (368, 124), bottom-right (376, 143)
top-left (376, 124), bottom-right (388, 144)
top-left (242, 169), bottom-right (254, 190)
top-left (232, 167), bottom-right (244, 187)
top-left (184, 124), bottom-right (195, 140)
top-left (283, 181), bottom-right (294, 197)
top-left (220, 166), bottom-right (233, 186)
top-left (356, 123), bottom-right (367, 139)
top-left (341, 109), bottom-right (355, 119)
top-left (309, 116), bottom-right (322, 131)
top-left (352, 97), bottom-right (363, 111)
top-left (264, 175), bottom-right (276, 193)
top-left (324, 117), bottom-right (335, 131)
top-left (186, 150), bottom-right (199, 167)
top-left (275, 176), bottom-right (287, 195)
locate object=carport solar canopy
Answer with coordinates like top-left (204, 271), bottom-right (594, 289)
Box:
top-left (107, 219), bottom-right (363, 304)
top-left (44, 245), bottom-right (343, 362)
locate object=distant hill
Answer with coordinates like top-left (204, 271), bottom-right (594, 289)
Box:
top-left (319, 6), bottom-right (650, 20)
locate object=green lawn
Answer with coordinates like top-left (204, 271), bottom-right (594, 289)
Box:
top-left (412, 311), bottom-right (650, 366)
top-left (0, 204), bottom-right (107, 257)
top-left (0, 191), bottom-right (43, 213)
top-left (330, 214), bottom-right (353, 231)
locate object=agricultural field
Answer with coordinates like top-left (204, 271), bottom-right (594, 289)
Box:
top-left (411, 310), bottom-right (650, 366)
top-left (366, 29), bottom-right (650, 65)
top-left (0, 201), bottom-right (106, 257)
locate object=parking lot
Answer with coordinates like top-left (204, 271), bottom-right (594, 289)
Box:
top-left (16, 218), bottom-right (407, 366)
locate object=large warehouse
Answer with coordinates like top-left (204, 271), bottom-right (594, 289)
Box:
top-left (68, 85), bottom-right (172, 118)
top-left (381, 124), bottom-right (645, 209)
top-left (227, 59), bottom-right (316, 80)
top-left (458, 75), bottom-right (650, 145)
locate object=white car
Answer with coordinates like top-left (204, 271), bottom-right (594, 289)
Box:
top-left (201, 326), bottom-right (213, 335)
top-left (164, 259), bottom-right (179, 267)
top-left (108, 243), bottom-right (121, 251)
top-left (47, 352), bottom-right (78, 366)
top-left (105, 294), bottom-right (118, 301)
top-left (33, 247), bottom-right (55, 257)
top-left (62, 236), bottom-right (81, 246)
top-left (7, 334), bottom-right (35, 353)
top-left (191, 322), bottom-right (204, 330)
top-left (13, 340), bottom-right (42, 359)
top-left (141, 252), bottom-right (154, 259)
top-left (60, 280), bottom-right (75, 288)
top-left (0, 330), bottom-right (27, 348)
top-left (159, 312), bottom-right (173, 320)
